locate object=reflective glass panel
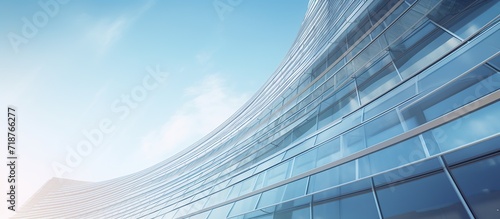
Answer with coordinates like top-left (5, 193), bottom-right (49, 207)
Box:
top-left (422, 101), bottom-right (500, 155)
top-left (308, 161), bottom-right (356, 193)
top-left (292, 148), bottom-right (317, 176)
top-left (450, 153), bottom-right (500, 219)
top-left (358, 136), bottom-right (425, 177)
top-left (312, 190), bottom-right (379, 219)
top-left (376, 172), bottom-right (469, 219)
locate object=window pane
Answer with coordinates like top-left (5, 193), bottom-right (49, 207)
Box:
top-left (443, 135), bottom-right (500, 166)
top-left (358, 136), bottom-right (425, 177)
top-left (294, 116), bottom-right (318, 141)
top-left (488, 53), bottom-right (500, 70)
top-left (357, 57), bottom-right (401, 105)
top-left (274, 205), bottom-right (310, 219)
top-left (422, 101), bottom-right (500, 155)
top-left (417, 32), bottom-right (500, 95)
top-left (389, 17), bottom-right (462, 77)
top-left (292, 149), bottom-right (317, 176)
top-left (264, 161), bottom-right (291, 187)
top-left (373, 158), bottom-right (442, 187)
top-left (450, 154), bottom-right (500, 219)
top-left (207, 204), bottom-right (232, 219)
top-left (190, 211), bottom-right (210, 219)
top-left (318, 82), bottom-right (359, 127)
top-left (342, 126), bottom-right (366, 156)
top-left (364, 78), bottom-right (416, 120)
top-left (316, 137), bottom-right (341, 167)
top-left (313, 199), bottom-right (339, 219)
top-left (284, 137), bottom-right (316, 160)
top-left (376, 172), bottom-right (469, 219)
top-left (313, 190), bottom-right (379, 219)
top-left (282, 178), bottom-right (308, 201)
top-left (428, 0), bottom-right (500, 39)
top-left (316, 110), bottom-right (362, 145)
top-left (364, 110), bottom-right (404, 146)
top-left (227, 183), bottom-right (243, 200)
top-left (257, 185), bottom-right (286, 208)
top-left (308, 161), bottom-right (356, 193)
top-left (403, 64), bottom-right (499, 129)
top-left (255, 154), bottom-right (284, 173)
top-left (229, 195), bottom-right (260, 217)
top-left (238, 176), bottom-right (257, 196)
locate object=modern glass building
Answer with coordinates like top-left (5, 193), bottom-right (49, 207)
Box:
top-left (14, 0), bottom-right (500, 218)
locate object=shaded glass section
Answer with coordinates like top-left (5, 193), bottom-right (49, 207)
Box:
top-left (312, 190), bottom-right (379, 219)
top-left (375, 172), bottom-right (469, 219)
top-left (450, 153), bottom-right (500, 218)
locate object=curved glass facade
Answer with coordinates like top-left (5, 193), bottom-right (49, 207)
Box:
top-left (14, 0), bottom-right (500, 218)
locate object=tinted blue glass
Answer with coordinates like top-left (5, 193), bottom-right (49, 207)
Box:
top-left (364, 110), bottom-right (404, 146)
top-left (227, 183), bottom-right (243, 200)
top-left (229, 195), bottom-right (260, 217)
top-left (275, 205), bottom-right (310, 219)
top-left (430, 0), bottom-right (500, 39)
top-left (252, 172), bottom-right (266, 192)
top-left (313, 198), bottom-right (339, 219)
top-left (264, 161), bottom-right (291, 187)
top-left (284, 137), bottom-right (316, 160)
top-left (207, 204), bottom-right (232, 219)
top-left (245, 213), bottom-right (273, 219)
top-left (488, 54), bottom-right (500, 70)
top-left (342, 126), bottom-right (366, 156)
top-left (257, 185), bottom-right (285, 208)
top-left (315, 137), bottom-right (341, 167)
top-left (238, 176), bottom-right (258, 196)
top-left (373, 157), bottom-right (442, 187)
top-left (422, 101), bottom-right (500, 155)
top-left (417, 24), bottom-right (500, 94)
top-left (363, 78), bottom-right (416, 120)
top-left (313, 190), bottom-right (378, 219)
top-left (392, 21), bottom-right (461, 79)
top-left (283, 178), bottom-right (308, 201)
top-left (293, 117), bottom-right (317, 141)
top-left (423, 67), bottom-right (499, 121)
top-left (443, 135), bottom-right (500, 165)
top-left (308, 166), bottom-right (340, 194)
top-left (403, 66), bottom-right (500, 130)
top-left (377, 171), bottom-right (469, 219)
top-left (312, 178), bottom-right (372, 203)
top-left (357, 62), bottom-right (401, 105)
top-left (241, 206), bottom-right (275, 219)
top-left (308, 161), bottom-right (356, 193)
top-left (352, 37), bottom-right (383, 73)
top-left (318, 82), bottom-right (358, 128)
top-left (450, 153), bottom-right (500, 218)
top-left (316, 110), bottom-right (362, 145)
top-left (292, 148), bottom-right (317, 176)
top-left (255, 154), bottom-right (284, 173)
top-left (339, 178), bottom-right (372, 197)
top-left (275, 196), bottom-right (311, 213)
top-left (358, 136), bottom-right (424, 177)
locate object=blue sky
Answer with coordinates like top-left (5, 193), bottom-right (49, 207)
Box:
top-left (0, 0), bottom-right (308, 215)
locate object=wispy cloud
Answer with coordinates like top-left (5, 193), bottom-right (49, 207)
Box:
top-left (86, 0), bottom-right (156, 53)
top-left (140, 74), bottom-right (249, 161)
